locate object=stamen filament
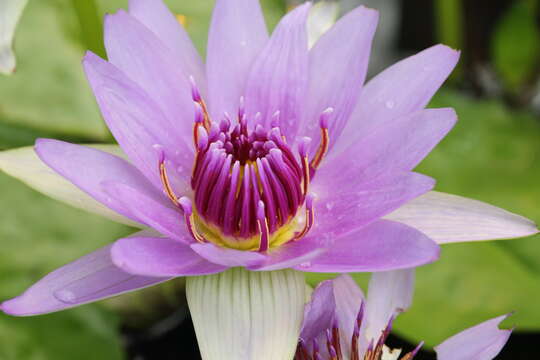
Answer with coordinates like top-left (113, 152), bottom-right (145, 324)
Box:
top-left (310, 108), bottom-right (332, 171)
top-left (298, 137), bottom-right (312, 196)
top-left (294, 193), bottom-right (315, 241)
top-left (179, 197), bottom-right (206, 243)
top-left (257, 201), bottom-right (269, 252)
top-left (158, 150), bottom-right (179, 207)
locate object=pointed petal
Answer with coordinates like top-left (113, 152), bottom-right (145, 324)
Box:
top-left (307, 1), bottom-right (339, 48)
top-left (365, 269), bottom-right (415, 341)
top-left (385, 191), bottom-right (539, 243)
top-left (34, 139), bottom-right (166, 225)
top-left (111, 236), bottom-right (226, 277)
top-left (333, 274), bottom-right (365, 352)
top-left (206, 0), bottom-right (268, 119)
top-left (1, 238), bottom-right (170, 316)
top-left (190, 243), bottom-right (266, 268)
top-left (0, 144), bottom-right (137, 226)
top-left (295, 220), bottom-right (439, 273)
top-left (187, 267), bottom-right (306, 360)
top-left (102, 181), bottom-right (188, 242)
top-left (303, 6), bottom-right (378, 156)
top-left (300, 280), bottom-right (336, 343)
top-left (334, 44), bottom-right (459, 154)
top-left (328, 108), bottom-right (457, 179)
top-left (83, 51), bottom-right (191, 190)
top-left (0, 0), bottom-right (27, 74)
top-left (128, 0), bottom-right (206, 94)
top-left (103, 10), bottom-right (194, 166)
top-left (247, 237), bottom-right (326, 271)
top-left (312, 171), bottom-right (435, 238)
top-left (435, 314), bottom-right (512, 360)
top-left (244, 3), bottom-right (310, 138)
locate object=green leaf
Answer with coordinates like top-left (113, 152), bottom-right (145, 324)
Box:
top-left (492, 0), bottom-right (540, 92)
top-left (0, 306), bottom-right (123, 360)
top-left (0, 0), bottom-right (107, 139)
top-left (0, 169), bottom-right (130, 358)
top-left (306, 90), bottom-right (540, 346)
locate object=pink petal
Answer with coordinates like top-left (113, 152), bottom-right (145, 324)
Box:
top-left (244, 3), bottom-right (311, 139)
top-left (435, 314), bottom-right (513, 360)
top-left (295, 220), bottom-right (439, 273)
top-left (365, 269), bottom-right (415, 341)
top-left (334, 44), bottom-right (459, 155)
top-left (311, 171), bottom-right (435, 238)
top-left (34, 139), bottom-right (164, 224)
top-left (128, 0), bottom-right (206, 96)
top-left (1, 242), bottom-right (170, 316)
top-left (103, 10), bottom-right (194, 166)
top-left (190, 242), bottom-right (266, 268)
top-left (111, 237), bottom-right (226, 277)
top-left (102, 181), bottom-right (190, 243)
top-left (206, 0), bottom-right (268, 120)
top-left (326, 108), bottom-right (457, 180)
top-left (247, 237), bottom-right (326, 271)
top-left (300, 280), bottom-right (336, 343)
top-left (83, 52), bottom-right (190, 190)
top-left (303, 6), bottom-right (378, 156)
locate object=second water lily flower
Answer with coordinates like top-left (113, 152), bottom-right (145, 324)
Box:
top-left (0, 0), bottom-right (537, 317)
top-left (297, 272), bottom-right (512, 360)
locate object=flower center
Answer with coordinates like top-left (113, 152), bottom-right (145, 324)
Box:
top-left (295, 303), bottom-right (423, 360)
top-left (157, 78), bottom-right (331, 252)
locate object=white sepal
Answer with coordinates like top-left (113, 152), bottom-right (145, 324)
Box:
top-left (0, 0), bottom-right (28, 74)
top-left (0, 144), bottom-right (138, 226)
top-left (307, 1), bottom-right (339, 48)
top-left (187, 267), bottom-right (306, 360)
top-left (385, 191), bottom-right (538, 244)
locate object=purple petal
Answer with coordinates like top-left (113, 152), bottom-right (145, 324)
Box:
top-left (294, 220), bottom-right (439, 273)
top-left (300, 280), bottom-right (336, 343)
top-left (365, 269), bottom-right (415, 342)
top-left (332, 274), bottom-right (365, 353)
top-left (311, 171), bottom-right (435, 238)
top-left (101, 181), bottom-right (190, 243)
top-left (247, 237), bottom-right (326, 271)
top-left (244, 3), bottom-right (310, 139)
top-left (103, 10), bottom-right (194, 168)
top-left (326, 108), bottom-right (457, 180)
top-left (435, 314), bottom-right (512, 360)
top-left (190, 242), bottom-right (266, 268)
top-left (1, 242), bottom-right (170, 316)
top-left (303, 6), bottom-right (378, 156)
top-left (206, 0), bottom-right (268, 120)
top-left (128, 0), bottom-right (206, 95)
top-left (111, 236), bottom-right (227, 277)
top-left (83, 52), bottom-right (191, 191)
top-left (334, 44), bottom-right (459, 155)
top-left (34, 139), bottom-right (165, 224)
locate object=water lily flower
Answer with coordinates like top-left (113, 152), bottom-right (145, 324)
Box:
top-left (297, 271), bottom-right (512, 360)
top-left (0, 0), bottom-right (537, 318)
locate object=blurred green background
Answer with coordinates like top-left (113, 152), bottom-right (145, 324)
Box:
top-left (0, 0), bottom-right (538, 359)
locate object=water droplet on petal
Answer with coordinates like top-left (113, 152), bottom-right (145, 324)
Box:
top-left (54, 289), bottom-right (77, 304)
top-left (298, 262), bottom-right (312, 268)
top-left (385, 100), bottom-right (395, 109)
top-left (326, 202), bottom-right (334, 210)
